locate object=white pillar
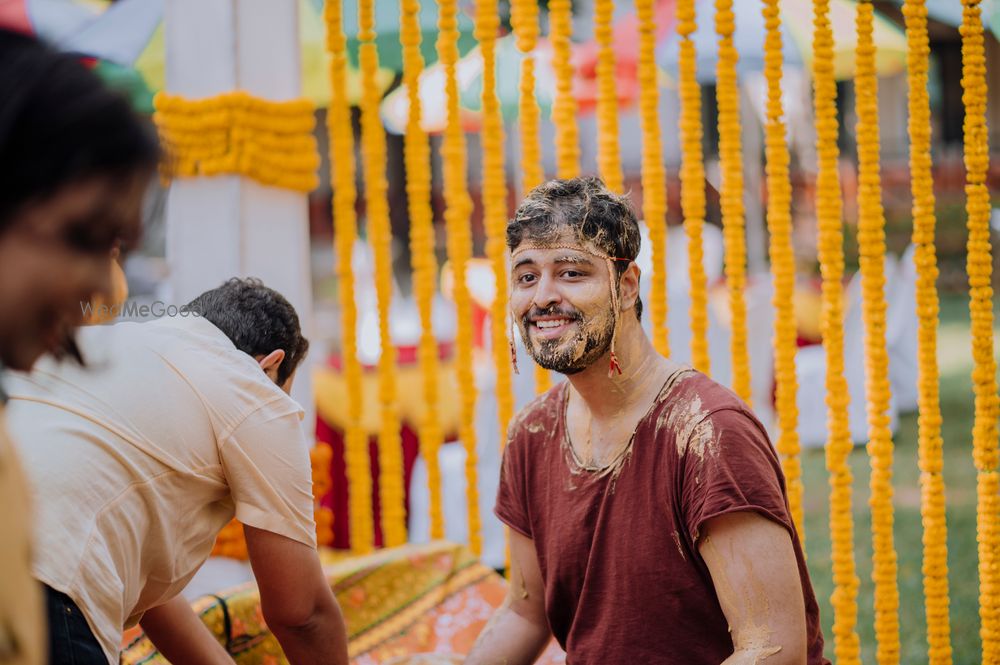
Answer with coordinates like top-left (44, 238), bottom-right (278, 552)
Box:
top-left (164, 0), bottom-right (316, 421)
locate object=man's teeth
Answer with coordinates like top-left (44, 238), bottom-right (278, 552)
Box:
top-left (536, 319), bottom-right (571, 329)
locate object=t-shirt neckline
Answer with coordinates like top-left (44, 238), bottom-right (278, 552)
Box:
top-left (559, 365), bottom-right (694, 474)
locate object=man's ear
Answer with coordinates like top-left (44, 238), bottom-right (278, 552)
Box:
top-left (257, 349), bottom-right (286, 379)
top-left (619, 262), bottom-right (641, 312)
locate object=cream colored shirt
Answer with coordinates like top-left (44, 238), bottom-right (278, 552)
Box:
top-left (5, 316), bottom-right (316, 664)
top-left (0, 403), bottom-right (45, 665)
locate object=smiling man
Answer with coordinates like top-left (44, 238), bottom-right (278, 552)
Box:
top-left (466, 177), bottom-right (828, 665)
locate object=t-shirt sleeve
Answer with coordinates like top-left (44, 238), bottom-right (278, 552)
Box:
top-left (220, 397), bottom-right (317, 549)
top-left (681, 408), bottom-right (794, 545)
top-left (494, 430), bottom-right (532, 539)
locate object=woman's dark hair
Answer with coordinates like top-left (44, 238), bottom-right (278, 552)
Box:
top-left (0, 29), bottom-right (160, 234)
top-left (186, 278), bottom-right (310, 386)
top-left (507, 176), bottom-right (644, 320)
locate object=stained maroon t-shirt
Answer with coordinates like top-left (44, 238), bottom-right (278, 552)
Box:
top-left (495, 368), bottom-right (828, 664)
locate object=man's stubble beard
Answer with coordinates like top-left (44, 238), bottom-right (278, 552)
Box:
top-left (520, 310), bottom-right (615, 375)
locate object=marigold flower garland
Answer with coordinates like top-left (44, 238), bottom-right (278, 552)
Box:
top-left (511, 0), bottom-right (551, 395)
top-left (594, 0), bottom-right (623, 193)
top-left (325, 0), bottom-right (374, 553)
top-left (154, 91), bottom-right (319, 192)
top-left (903, 0), bottom-right (953, 661)
top-left (761, 0), bottom-right (804, 538)
top-left (400, 0), bottom-right (446, 540)
top-left (960, 0), bottom-right (1000, 659)
top-left (812, 0), bottom-right (861, 660)
top-left (855, 4), bottom-right (902, 661)
top-left (549, 0), bottom-right (580, 179)
top-left (713, 0), bottom-right (750, 403)
top-left (676, 0), bottom-right (710, 373)
top-left (478, 0), bottom-right (515, 443)
top-left (438, 0), bottom-right (483, 556)
top-left (357, 0), bottom-right (407, 549)
top-left (511, 0), bottom-right (543, 195)
top-left (311, 442), bottom-right (335, 546)
top-left (636, 0), bottom-right (669, 357)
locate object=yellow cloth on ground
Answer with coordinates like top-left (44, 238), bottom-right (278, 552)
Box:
top-left (121, 541), bottom-right (566, 664)
top-left (0, 404), bottom-right (45, 665)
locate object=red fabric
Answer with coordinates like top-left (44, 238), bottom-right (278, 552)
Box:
top-left (315, 418), bottom-right (421, 550)
top-left (495, 370), bottom-right (828, 665)
top-left (317, 343), bottom-right (456, 550)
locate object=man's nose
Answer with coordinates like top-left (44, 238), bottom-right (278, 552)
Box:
top-left (532, 272), bottom-right (561, 310)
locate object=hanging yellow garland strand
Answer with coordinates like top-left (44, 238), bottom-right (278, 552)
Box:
top-left (357, 0), bottom-right (407, 549)
top-left (511, 0), bottom-right (551, 395)
top-left (594, 0), bottom-right (623, 193)
top-left (762, 0), bottom-right (803, 537)
top-left (478, 0), bottom-right (514, 442)
top-left (714, 0), bottom-right (751, 403)
top-left (903, 0), bottom-right (953, 661)
top-left (812, 0), bottom-right (861, 659)
top-left (550, 0), bottom-right (580, 179)
top-left (855, 3), bottom-right (902, 660)
top-left (511, 0), bottom-right (543, 193)
top-left (400, 0), bottom-right (446, 540)
top-left (960, 0), bottom-right (1000, 659)
top-left (325, 0), bottom-right (374, 554)
top-left (676, 0), bottom-right (710, 373)
top-left (438, 0), bottom-right (483, 556)
top-left (636, 0), bottom-right (669, 357)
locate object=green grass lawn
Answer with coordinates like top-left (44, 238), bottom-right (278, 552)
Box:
top-left (801, 293), bottom-right (999, 664)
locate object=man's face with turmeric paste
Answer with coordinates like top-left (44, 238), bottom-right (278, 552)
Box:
top-left (509, 243), bottom-right (617, 375)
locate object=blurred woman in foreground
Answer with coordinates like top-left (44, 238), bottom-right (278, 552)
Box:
top-left (0, 27), bottom-right (158, 663)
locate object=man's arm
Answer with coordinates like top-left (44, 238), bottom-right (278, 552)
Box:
top-left (244, 525), bottom-right (348, 665)
top-left (699, 512), bottom-right (808, 665)
top-left (140, 595), bottom-right (235, 665)
top-left (465, 529), bottom-right (551, 665)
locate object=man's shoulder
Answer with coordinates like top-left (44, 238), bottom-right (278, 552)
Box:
top-left (649, 368), bottom-right (767, 457)
top-left (506, 382), bottom-right (566, 447)
top-left (658, 368), bottom-right (751, 419)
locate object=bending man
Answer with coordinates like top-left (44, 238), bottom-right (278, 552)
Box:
top-left (6, 278), bottom-right (348, 665)
top-left (467, 177), bottom-right (828, 665)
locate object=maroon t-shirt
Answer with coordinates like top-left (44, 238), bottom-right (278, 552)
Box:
top-left (495, 368), bottom-right (828, 664)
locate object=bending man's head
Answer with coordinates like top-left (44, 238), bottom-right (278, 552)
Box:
top-left (186, 278), bottom-right (310, 392)
top-left (506, 177), bottom-right (642, 376)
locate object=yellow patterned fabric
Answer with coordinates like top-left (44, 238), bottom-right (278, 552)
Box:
top-left (120, 542), bottom-right (565, 664)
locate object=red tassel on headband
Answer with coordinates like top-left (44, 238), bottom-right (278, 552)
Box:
top-left (608, 351), bottom-right (623, 378)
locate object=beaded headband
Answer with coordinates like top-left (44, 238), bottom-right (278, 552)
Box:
top-left (509, 243), bottom-right (632, 378)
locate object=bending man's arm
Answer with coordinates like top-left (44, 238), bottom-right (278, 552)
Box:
top-left (465, 529), bottom-right (551, 665)
top-left (699, 512), bottom-right (808, 665)
top-left (140, 594), bottom-right (235, 665)
top-left (245, 525), bottom-right (348, 665)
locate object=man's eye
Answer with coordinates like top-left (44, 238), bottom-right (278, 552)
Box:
top-left (562, 270), bottom-right (583, 278)
top-left (517, 274), bottom-right (537, 284)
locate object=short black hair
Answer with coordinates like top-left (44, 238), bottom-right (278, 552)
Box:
top-left (0, 29), bottom-right (160, 237)
top-left (186, 278), bottom-right (310, 385)
top-left (507, 176), bottom-right (643, 320)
